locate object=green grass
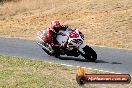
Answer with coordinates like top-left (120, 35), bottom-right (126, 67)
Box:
top-left (0, 55), bottom-right (131, 88)
top-left (0, 55), bottom-right (79, 88)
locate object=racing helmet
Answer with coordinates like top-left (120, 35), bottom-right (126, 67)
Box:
top-left (51, 20), bottom-right (61, 33)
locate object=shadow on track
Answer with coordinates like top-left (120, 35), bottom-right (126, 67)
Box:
top-left (95, 60), bottom-right (122, 64)
top-left (110, 62), bottom-right (122, 64)
top-left (58, 56), bottom-right (87, 62)
top-left (58, 56), bottom-right (110, 63)
top-left (95, 60), bottom-right (109, 63)
top-left (57, 56), bottom-right (122, 64)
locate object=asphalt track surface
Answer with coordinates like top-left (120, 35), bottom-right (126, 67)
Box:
top-left (0, 37), bottom-right (132, 74)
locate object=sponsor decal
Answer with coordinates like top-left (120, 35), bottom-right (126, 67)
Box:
top-left (76, 67), bottom-right (131, 85)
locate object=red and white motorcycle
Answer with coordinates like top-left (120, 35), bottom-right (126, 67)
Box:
top-left (37, 28), bottom-right (97, 62)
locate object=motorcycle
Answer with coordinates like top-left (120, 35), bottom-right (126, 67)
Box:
top-left (37, 28), bottom-right (97, 62)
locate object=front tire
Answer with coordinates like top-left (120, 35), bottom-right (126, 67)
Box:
top-left (81, 45), bottom-right (97, 62)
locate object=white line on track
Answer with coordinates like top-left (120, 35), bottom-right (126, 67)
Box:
top-left (47, 61), bottom-right (122, 74)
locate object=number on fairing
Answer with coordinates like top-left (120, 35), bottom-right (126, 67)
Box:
top-left (69, 31), bottom-right (79, 38)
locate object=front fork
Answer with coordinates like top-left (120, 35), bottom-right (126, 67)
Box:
top-left (78, 43), bottom-right (87, 54)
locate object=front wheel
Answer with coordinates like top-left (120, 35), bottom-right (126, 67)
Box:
top-left (81, 45), bottom-right (97, 62)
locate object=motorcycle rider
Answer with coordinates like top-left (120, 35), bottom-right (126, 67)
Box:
top-left (37, 20), bottom-right (68, 55)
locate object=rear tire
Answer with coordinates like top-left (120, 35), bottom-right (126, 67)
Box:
top-left (81, 45), bottom-right (97, 62)
top-left (42, 48), bottom-right (60, 58)
top-left (42, 48), bottom-right (52, 56)
top-left (38, 42), bottom-right (60, 58)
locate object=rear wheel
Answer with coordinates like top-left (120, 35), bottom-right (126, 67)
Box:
top-left (42, 48), bottom-right (52, 56)
top-left (81, 45), bottom-right (97, 62)
top-left (37, 42), bottom-right (61, 58)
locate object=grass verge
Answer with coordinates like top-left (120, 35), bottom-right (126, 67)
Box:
top-left (0, 55), bottom-right (131, 88)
